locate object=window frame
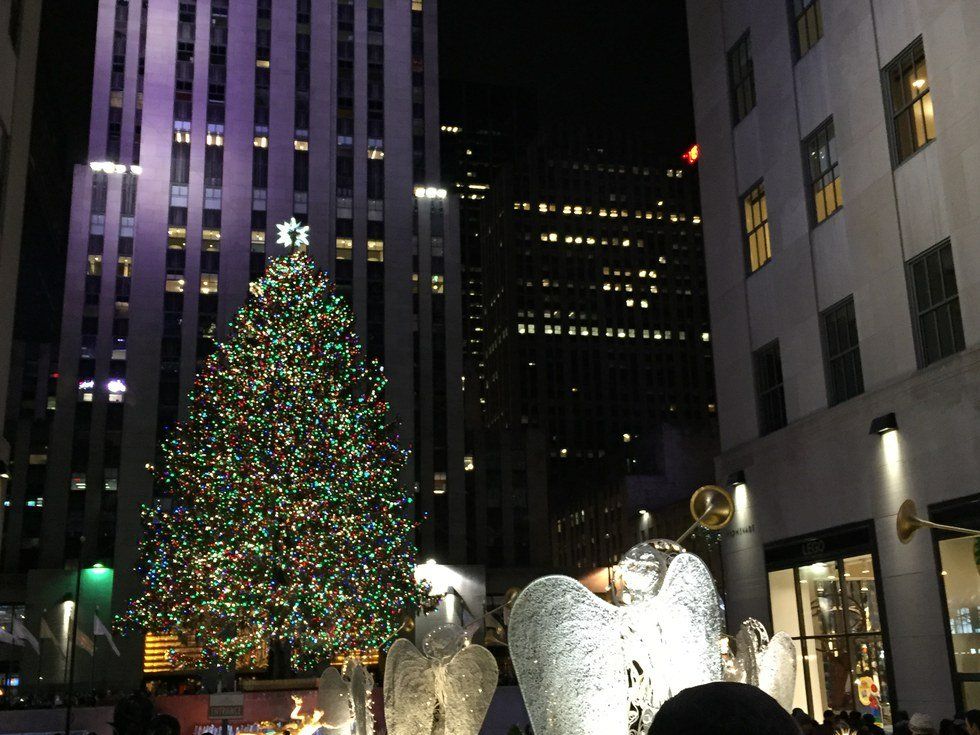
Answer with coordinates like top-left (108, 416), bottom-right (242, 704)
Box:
top-left (727, 31), bottom-right (757, 125)
top-left (789, 0), bottom-right (823, 59)
top-left (741, 179), bottom-right (772, 274)
top-left (882, 36), bottom-right (936, 167)
top-left (802, 116), bottom-right (842, 227)
top-left (753, 340), bottom-right (787, 436)
top-left (906, 239), bottom-right (965, 368)
top-left (820, 296), bottom-right (864, 406)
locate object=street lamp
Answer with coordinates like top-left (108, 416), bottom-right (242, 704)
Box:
top-left (63, 548), bottom-right (108, 735)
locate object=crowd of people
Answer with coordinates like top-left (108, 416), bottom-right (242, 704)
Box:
top-left (791, 707), bottom-right (980, 735)
top-left (649, 683), bottom-right (980, 735)
top-left (0, 687), bottom-right (123, 710)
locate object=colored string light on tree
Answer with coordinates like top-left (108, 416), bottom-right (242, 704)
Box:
top-left (122, 222), bottom-right (425, 669)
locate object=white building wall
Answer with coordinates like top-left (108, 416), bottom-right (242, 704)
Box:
top-left (688, 0), bottom-right (980, 719)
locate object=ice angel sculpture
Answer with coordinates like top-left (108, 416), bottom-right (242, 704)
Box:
top-left (724, 618), bottom-right (797, 711)
top-left (509, 541), bottom-right (724, 735)
top-left (384, 623), bottom-right (498, 735)
top-left (316, 657), bottom-right (375, 735)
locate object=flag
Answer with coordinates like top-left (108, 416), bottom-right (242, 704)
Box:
top-left (0, 628), bottom-right (13, 645)
top-left (93, 614), bottom-right (120, 657)
top-left (39, 616), bottom-right (65, 658)
top-left (75, 629), bottom-right (95, 656)
top-left (13, 618), bottom-right (39, 654)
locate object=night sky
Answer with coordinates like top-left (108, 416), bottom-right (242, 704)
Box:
top-left (439, 0), bottom-right (695, 152)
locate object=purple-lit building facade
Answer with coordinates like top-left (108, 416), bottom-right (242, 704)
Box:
top-left (0, 0), bottom-right (464, 688)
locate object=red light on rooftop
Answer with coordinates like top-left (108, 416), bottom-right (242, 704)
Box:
top-left (682, 143), bottom-right (701, 165)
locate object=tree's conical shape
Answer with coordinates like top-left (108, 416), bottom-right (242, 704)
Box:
top-left (124, 248), bottom-right (423, 668)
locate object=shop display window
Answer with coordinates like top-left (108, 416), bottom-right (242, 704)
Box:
top-left (938, 534), bottom-right (980, 709)
top-left (768, 554), bottom-right (891, 725)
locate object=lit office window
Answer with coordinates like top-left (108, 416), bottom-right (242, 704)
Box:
top-left (791, 0), bottom-right (823, 57)
top-left (367, 240), bottom-right (384, 262)
top-left (884, 38), bottom-right (935, 165)
top-left (727, 32), bottom-right (756, 124)
top-left (804, 118), bottom-right (842, 224)
top-left (433, 472), bottom-right (447, 494)
top-left (907, 240), bottom-right (964, 367)
top-left (336, 238), bottom-right (353, 261)
top-left (742, 182), bottom-right (771, 272)
top-left (822, 297), bottom-right (863, 405)
top-left (200, 274), bottom-right (219, 295)
top-left (754, 341), bottom-right (786, 435)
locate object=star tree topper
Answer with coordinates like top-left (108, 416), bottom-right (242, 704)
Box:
top-left (277, 217), bottom-right (311, 252)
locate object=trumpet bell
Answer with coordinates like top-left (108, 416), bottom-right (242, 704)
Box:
top-left (690, 484), bottom-right (735, 531)
top-left (896, 498), bottom-right (921, 544)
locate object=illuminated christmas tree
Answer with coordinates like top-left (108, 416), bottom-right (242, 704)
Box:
top-left (124, 219), bottom-right (423, 670)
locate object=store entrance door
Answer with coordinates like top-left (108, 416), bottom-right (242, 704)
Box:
top-left (765, 523), bottom-right (893, 727)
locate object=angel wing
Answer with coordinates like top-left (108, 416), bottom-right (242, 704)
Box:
top-left (317, 666), bottom-right (353, 730)
top-left (654, 553), bottom-right (724, 700)
top-left (442, 644), bottom-right (498, 735)
top-left (347, 659), bottom-right (374, 735)
top-left (731, 618), bottom-right (769, 685)
top-left (509, 575), bottom-right (628, 735)
top-left (757, 632), bottom-right (797, 711)
top-left (384, 638), bottom-right (437, 735)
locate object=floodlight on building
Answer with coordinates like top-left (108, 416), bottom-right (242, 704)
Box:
top-left (868, 412), bottom-right (898, 435)
top-left (726, 469), bottom-right (747, 488)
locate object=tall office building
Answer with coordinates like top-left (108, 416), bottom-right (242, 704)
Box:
top-left (481, 129), bottom-right (717, 571)
top-left (688, 0), bottom-right (980, 719)
top-left (438, 82), bottom-right (551, 577)
top-left (0, 1), bottom-right (43, 531)
top-left (440, 80), bottom-right (536, 397)
top-left (1, 0), bottom-right (463, 689)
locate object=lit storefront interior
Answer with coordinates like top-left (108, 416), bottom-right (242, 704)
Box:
top-left (934, 495), bottom-right (980, 711)
top-left (766, 525), bottom-right (892, 726)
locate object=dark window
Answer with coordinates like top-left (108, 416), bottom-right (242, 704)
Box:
top-left (884, 38), bottom-right (935, 165)
top-left (204, 145), bottom-right (223, 187)
top-left (8, 0), bottom-right (23, 50)
top-left (791, 0), bottom-right (822, 57)
top-left (170, 141), bottom-right (190, 185)
top-left (91, 173), bottom-right (109, 214)
top-left (803, 118), bottom-right (842, 225)
top-left (822, 297), bottom-right (864, 405)
top-left (727, 32), bottom-right (756, 124)
top-left (120, 173), bottom-right (138, 216)
top-left (293, 150), bottom-right (309, 192)
top-left (907, 240), bottom-right (964, 367)
top-left (336, 154), bottom-right (353, 197)
top-left (252, 146), bottom-right (268, 187)
top-left (754, 341), bottom-right (787, 435)
top-left (742, 181), bottom-right (771, 272)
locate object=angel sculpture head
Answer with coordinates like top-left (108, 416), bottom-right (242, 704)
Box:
top-left (616, 540), bottom-right (685, 604)
top-left (384, 623), bottom-right (499, 735)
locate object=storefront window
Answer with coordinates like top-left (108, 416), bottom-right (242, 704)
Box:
top-left (938, 535), bottom-right (980, 709)
top-left (768, 553), bottom-right (891, 726)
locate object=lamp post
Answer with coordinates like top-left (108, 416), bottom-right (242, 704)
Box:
top-left (63, 548), bottom-right (104, 735)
